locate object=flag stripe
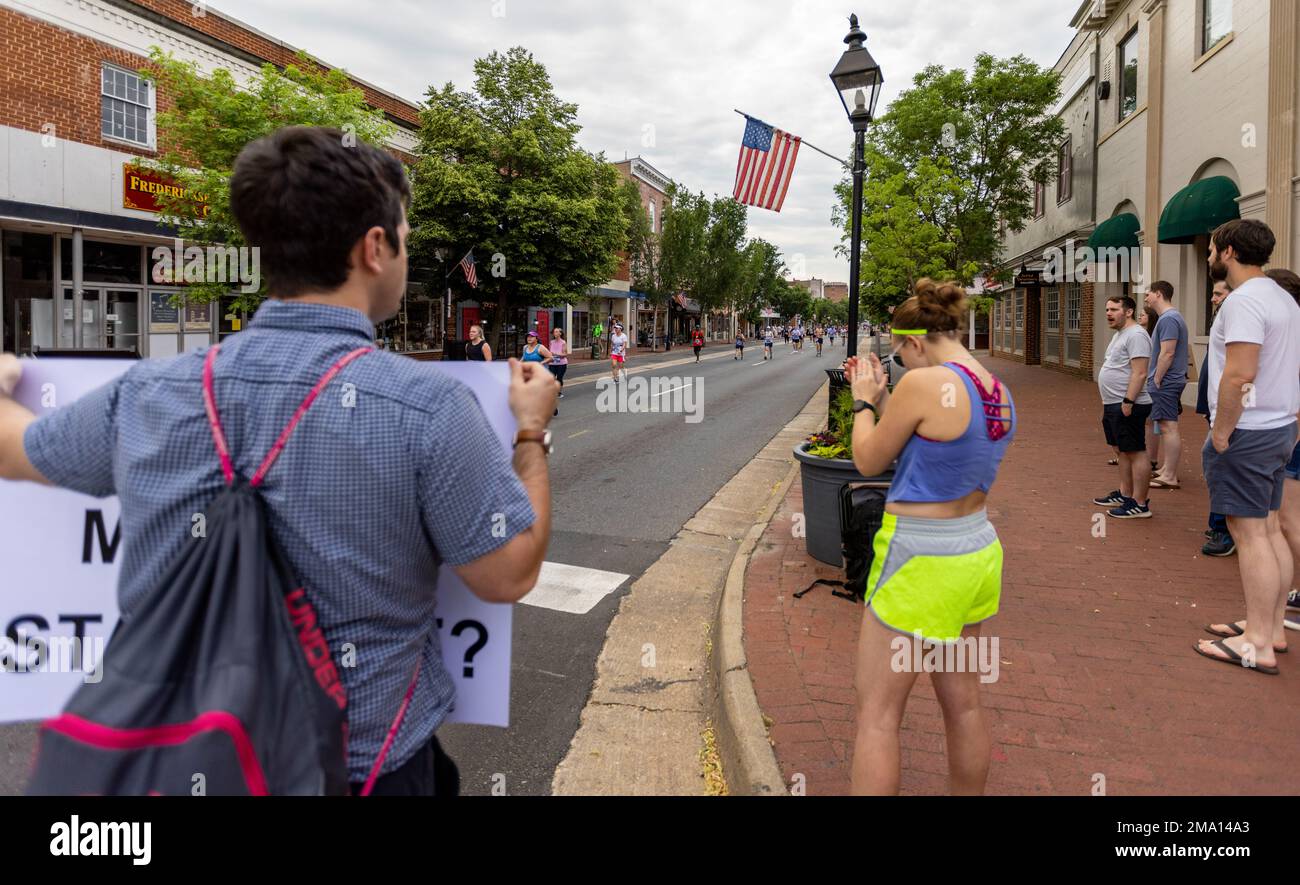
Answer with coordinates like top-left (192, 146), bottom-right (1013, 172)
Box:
top-left (735, 148), bottom-right (755, 201)
top-left (760, 133), bottom-right (791, 208)
top-left (756, 136), bottom-right (781, 207)
top-left (745, 146), bottom-right (768, 204)
top-left (773, 138), bottom-right (801, 211)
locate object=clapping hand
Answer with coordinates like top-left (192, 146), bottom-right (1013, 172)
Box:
top-left (844, 353), bottom-right (887, 407)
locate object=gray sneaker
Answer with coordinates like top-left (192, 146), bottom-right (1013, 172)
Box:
top-left (1202, 532), bottom-right (1236, 557)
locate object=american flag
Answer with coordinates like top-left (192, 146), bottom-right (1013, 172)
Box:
top-left (733, 116), bottom-right (802, 212)
top-left (459, 250), bottom-right (478, 289)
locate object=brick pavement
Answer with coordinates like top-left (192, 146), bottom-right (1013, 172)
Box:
top-left (743, 358), bottom-right (1300, 796)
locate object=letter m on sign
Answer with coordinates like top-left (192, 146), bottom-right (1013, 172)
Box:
top-left (83, 510), bottom-right (122, 564)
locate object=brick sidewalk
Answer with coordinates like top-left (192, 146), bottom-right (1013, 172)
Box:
top-left (743, 359), bottom-right (1300, 796)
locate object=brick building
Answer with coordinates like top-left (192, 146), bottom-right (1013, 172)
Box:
top-left (0, 0), bottom-right (423, 358)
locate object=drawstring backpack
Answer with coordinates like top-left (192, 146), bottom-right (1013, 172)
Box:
top-left (28, 345), bottom-right (419, 795)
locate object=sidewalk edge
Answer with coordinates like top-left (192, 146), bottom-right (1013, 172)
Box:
top-left (709, 385), bottom-right (827, 797)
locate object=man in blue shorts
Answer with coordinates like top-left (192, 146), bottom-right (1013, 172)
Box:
top-left (1144, 281), bottom-right (1189, 489)
top-left (1196, 220), bottom-right (1300, 675)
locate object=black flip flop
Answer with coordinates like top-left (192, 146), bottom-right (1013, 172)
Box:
top-left (1204, 623), bottom-right (1288, 652)
top-left (1193, 639), bottom-right (1280, 674)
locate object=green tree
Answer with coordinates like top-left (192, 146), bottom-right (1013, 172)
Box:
top-left (834, 53), bottom-right (1064, 320)
top-left (409, 47), bottom-right (628, 340)
top-left (139, 48), bottom-right (396, 309)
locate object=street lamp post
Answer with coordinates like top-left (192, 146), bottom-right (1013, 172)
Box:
top-left (830, 13), bottom-right (883, 360)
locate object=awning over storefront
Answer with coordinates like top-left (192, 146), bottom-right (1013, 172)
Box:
top-left (1157, 176), bottom-right (1240, 244)
top-left (1087, 212), bottom-right (1140, 250)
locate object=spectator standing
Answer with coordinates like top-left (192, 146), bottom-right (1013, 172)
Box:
top-left (1144, 281), bottom-right (1190, 489)
top-left (1196, 220), bottom-right (1300, 675)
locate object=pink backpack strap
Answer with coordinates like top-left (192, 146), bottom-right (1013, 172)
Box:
top-left (358, 661), bottom-right (422, 797)
top-left (202, 344), bottom-right (373, 487)
top-left (202, 345), bottom-right (236, 486)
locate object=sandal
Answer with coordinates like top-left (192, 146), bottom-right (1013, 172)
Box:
top-left (1107, 458), bottom-right (1119, 466)
top-left (1193, 639), bottom-right (1280, 675)
top-left (1204, 622), bottom-right (1288, 652)
top-left (1149, 478), bottom-right (1181, 489)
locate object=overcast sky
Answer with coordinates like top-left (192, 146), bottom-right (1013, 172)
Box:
top-left (212, 0), bottom-right (1077, 283)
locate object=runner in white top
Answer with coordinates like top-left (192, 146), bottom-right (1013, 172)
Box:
top-left (610, 323), bottom-right (629, 383)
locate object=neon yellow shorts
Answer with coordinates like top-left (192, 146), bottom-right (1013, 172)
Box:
top-left (864, 511), bottom-right (1003, 642)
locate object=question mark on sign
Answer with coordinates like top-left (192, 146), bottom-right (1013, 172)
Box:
top-left (451, 620), bottom-right (488, 678)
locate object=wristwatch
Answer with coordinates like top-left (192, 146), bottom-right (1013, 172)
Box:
top-left (514, 429), bottom-right (553, 455)
top-left (852, 400), bottom-right (878, 416)
top-left (1122, 397), bottom-right (1136, 405)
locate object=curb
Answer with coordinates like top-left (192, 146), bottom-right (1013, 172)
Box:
top-left (708, 383), bottom-right (828, 796)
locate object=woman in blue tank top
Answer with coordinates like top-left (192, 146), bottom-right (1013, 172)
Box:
top-left (843, 278), bottom-right (1016, 796)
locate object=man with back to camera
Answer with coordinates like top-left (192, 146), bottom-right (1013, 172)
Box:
top-left (0, 126), bottom-right (560, 794)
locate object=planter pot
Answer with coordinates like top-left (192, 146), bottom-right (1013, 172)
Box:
top-left (793, 442), bottom-right (893, 567)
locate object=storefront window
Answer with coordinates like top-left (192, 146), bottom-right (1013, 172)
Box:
top-left (3, 231), bottom-right (55, 355)
top-left (60, 238), bottom-right (142, 284)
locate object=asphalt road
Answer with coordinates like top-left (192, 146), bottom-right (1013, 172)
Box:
top-left (438, 336), bottom-right (855, 795)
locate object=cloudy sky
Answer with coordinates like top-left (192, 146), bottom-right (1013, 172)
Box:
top-left (213, 0), bottom-right (1077, 282)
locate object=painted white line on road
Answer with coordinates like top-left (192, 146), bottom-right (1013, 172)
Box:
top-left (519, 561), bottom-right (630, 615)
top-left (651, 382), bottom-right (695, 398)
top-left (568, 429), bottom-right (591, 439)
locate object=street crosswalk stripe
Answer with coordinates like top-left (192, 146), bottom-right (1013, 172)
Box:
top-left (519, 561), bottom-right (631, 614)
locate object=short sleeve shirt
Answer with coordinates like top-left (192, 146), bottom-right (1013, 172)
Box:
top-left (1146, 308), bottom-right (1189, 389)
top-left (1207, 276), bottom-right (1300, 429)
top-left (1098, 323), bottom-right (1153, 405)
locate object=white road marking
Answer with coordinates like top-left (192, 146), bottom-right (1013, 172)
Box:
top-left (651, 383), bottom-right (694, 398)
top-left (519, 561), bottom-right (631, 614)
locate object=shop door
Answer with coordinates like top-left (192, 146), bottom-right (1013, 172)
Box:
top-left (60, 287), bottom-right (103, 349)
top-left (105, 289), bottom-right (142, 354)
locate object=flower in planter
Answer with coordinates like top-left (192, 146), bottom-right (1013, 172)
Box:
top-left (804, 388), bottom-right (858, 460)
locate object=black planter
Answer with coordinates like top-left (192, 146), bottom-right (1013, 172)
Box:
top-left (794, 442), bottom-right (893, 566)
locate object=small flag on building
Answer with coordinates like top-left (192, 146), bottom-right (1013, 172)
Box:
top-left (459, 251), bottom-right (479, 289)
top-left (733, 115), bottom-right (802, 212)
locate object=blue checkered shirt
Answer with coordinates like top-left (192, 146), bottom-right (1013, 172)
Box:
top-left (24, 300), bottom-right (535, 781)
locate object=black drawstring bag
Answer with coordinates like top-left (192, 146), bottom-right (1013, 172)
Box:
top-left (27, 345), bottom-right (416, 795)
top-left (795, 483), bottom-right (887, 604)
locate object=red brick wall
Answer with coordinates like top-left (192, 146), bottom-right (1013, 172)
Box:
top-left (123, 0), bottom-right (420, 127)
top-left (0, 6), bottom-right (170, 156)
top-left (0, 5), bottom-right (419, 164)
top-left (613, 161), bottom-right (667, 284)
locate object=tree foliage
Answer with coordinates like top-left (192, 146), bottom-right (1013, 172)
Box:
top-left (409, 47), bottom-right (628, 308)
top-left (140, 48), bottom-right (396, 309)
top-left (834, 53), bottom-right (1064, 322)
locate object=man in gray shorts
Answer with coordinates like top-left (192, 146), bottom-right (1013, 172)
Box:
top-left (1196, 220), bottom-right (1300, 676)
top-left (1144, 281), bottom-right (1189, 489)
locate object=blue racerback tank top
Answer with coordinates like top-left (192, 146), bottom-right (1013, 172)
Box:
top-left (886, 362), bottom-right (1016, 504)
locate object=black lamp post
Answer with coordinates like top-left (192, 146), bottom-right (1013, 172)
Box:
top-left (830, 13), bottom-right (883, 360)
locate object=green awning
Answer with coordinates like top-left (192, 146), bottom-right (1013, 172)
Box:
top-left (1158, 176), bottom-right (1240, 244)
top-left (1088, 212), bottom-right (1140, 250)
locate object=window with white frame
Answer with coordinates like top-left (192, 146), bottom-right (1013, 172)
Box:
top-left (101, 63), bottom-right (153, 147)
top-left (1066, 281), bottom-right (1081, 333)
top-left (1203, 0), bottom-right (1232, 55)
top-left (648, 200), bottom-right (656, 233)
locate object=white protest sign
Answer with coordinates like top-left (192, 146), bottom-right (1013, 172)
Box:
top-left (0, 357), bottom-right (516, 728)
